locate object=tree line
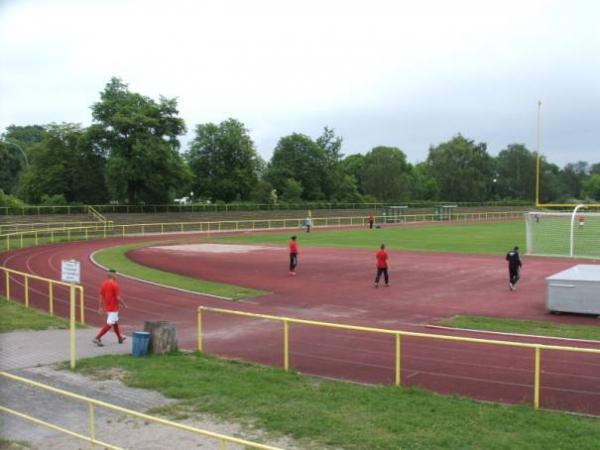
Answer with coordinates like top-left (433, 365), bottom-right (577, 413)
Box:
top-left (1, 77), bottom-right (599, 207)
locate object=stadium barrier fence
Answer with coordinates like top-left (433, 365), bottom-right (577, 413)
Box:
top-left (197, 306), bottom-right (600, 411)
top-left (1, 210), bottom-right (524, 251)
top-left (1, 266), bottom-right (84, 368)
top-left (0, 220), bottom-right (110, 235)
top-left (0, 372), bottom-right (283, 450)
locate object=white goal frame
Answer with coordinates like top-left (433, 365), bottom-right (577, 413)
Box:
top-left (525, 205), bottom-right (599, 258)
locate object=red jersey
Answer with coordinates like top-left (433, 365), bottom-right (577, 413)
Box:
top-left (100, 279), bottom-right (120, 312)
top-left (289, 240), bottom-right (298, 254)
top-left (376, 249), bottom-right (389, 269)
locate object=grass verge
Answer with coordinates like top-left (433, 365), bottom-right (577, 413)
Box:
top-left (73, 352), bottom-right (600, 450)
top-left (438, 315), bottom-right (600, 341)
top-left (92, 243), bottom-right (266, 300)
top-left (0, 297), bottom-right (84, 332)
top-left (214, 220), bottom-right (525, 255)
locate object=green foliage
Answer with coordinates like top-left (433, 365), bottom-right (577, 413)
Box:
top-left (426, 134), bottom-right (494, 202)
top-left (0, 142), bottom-right (24, 195)
top-left (360, 146), bottom-right (412, 201)
top-left (40, 193), bottom-right (67, 206)
top-left (0, 190), bottom-right (25, 208)
top-left (582, 174), bottom-right (600, 200)
top-left (267, 133), bottom-right (332, 200)
top-left (280, 178), bottom-right (303, 202)
top-left (90, 77), bottom-right (188, 204)
top-left (187, 118), bottom-right (260, 202)
top-left (494, 144), bottom-right (537, 201)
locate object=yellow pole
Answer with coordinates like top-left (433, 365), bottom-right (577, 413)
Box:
top-left (79, 287), bottom-right (85, 324)
top-left (395, 333), bottom-right (401, 386)
top-left (35, 231), bottom-right (38, 246)
top-left (20, 233), bottom-right (23, 248)
top-left (5, 271), bottom-right (9, 301)
top-left (24, 276), bottom-right (29, 308)
top-left (89, 403), bottom-right (96, 450)
top-left (534, 347), bottom-right (541, 409)
top-left (535, 100), bottom-right (542, 206)
top-left (49, 283), bottom-right (54, 316)
top-left (283, 320), bottom-right (289, 371)
top-left (197, 309), bottom-right (203, 352)
top-left (70, 284), bottom-right (76, 369)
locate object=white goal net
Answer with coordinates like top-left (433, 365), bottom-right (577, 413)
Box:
top-left (525, 208), bottom-right (600, 258)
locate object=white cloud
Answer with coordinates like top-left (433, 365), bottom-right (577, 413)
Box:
top-left (1, 0), bottom-right (598, 166)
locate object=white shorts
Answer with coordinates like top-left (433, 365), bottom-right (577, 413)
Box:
top-left (106, 312), bottom-right (119, 325)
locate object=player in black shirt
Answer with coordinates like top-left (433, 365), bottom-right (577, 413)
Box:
top-left (506, 246), bottom-right (522, 291)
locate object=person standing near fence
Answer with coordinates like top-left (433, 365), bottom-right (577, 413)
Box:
top-left (94, 269), bottom-right (127, 346)
top-left (506, 246), bottom-right (522, 291)
top-left (289, 236), bottom-right (299, 276)
top-left (304, 215), bottom-right (312, 233)
top-left (368, 213), bottom-right (375, 229)
top-left (374, 244), bottom-right (390, 287)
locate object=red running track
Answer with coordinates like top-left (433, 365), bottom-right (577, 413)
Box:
top-left (1, 235), bottom-right (599, 415)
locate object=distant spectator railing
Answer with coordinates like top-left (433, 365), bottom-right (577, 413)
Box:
top-left (0, 201), bottom-right (533, 216)
top-left (1, 211), bottom-right (524, 251)
top-left (0, 220), bottom-right (109, 235)
top-left (0, 372), bottom-right (283, 450)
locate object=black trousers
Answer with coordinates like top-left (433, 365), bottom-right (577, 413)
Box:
top-left (375, 267), bottom-right (389, 285)
top-left (369, 221), bottom-right (374, 229)
top-left (509, 266), bottom-right (520, 285)
top-left (289, 253), bottom-right (298, 271)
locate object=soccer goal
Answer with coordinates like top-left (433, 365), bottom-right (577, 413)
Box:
top-left (525, 205), bottom-right (600, 258)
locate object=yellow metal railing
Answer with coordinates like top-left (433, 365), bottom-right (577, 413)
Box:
top-left (0, 372), bottom-right (283, 450)
top-left (0, 220), bottom-right (110, 235)
top-left (1, 210), bottom-right (524, 251)
top-left (2, 266), bottom-right (84, 369)
top-left (197, 306), bottom-right (600, 410)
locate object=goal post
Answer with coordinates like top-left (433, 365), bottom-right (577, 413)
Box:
top-left (525, 206), bottom-right (600, 258)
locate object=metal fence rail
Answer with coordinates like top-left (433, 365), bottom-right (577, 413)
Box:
top-left (197, 306), bottom-right (600, 410)
top-left (1, 211), bottom-right (524, 251)
top-left (0, 371), bottom-right (283, 450)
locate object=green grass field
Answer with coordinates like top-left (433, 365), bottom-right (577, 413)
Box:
top-left (216, 220), bottom-right (525, 254)
top-left (93, 243), bottom-right (266, 300)
top-left (72, 352), bottom-right (600, 450)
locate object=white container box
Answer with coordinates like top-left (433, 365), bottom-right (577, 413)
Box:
top-left (546, 264), bottom-right (600, 315)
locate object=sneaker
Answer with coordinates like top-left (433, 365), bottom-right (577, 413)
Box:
top-left (292, 272), bottom-right (296, 276)
top-left (374, 283), bottom-right (379, 288)
top-left (385, 283), bottom-right (390, 287)
top-left (509, 283), bottom-right (514, 291)
top-left (118, 336), bottom-right (127, 344)
top-left (93, 338), bottom-right (104, 347)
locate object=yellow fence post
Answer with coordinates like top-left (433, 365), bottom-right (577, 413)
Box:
top-left (49, 283), bottom-right (54, 316)
top-left (4, 271), bottom-right (9, 301)
top-left (197, 308), bottom-right (203, 352)
top-left (395, 333), bottom-right (401, 386)
top-left (24, 276), bottom-right (29, 308)
top-left (70, 284), bottom-right (76, 369)
top-left (534, 346), bottom-right (541, 409)
top-left (20, 233), bottom-right (23, 248)
top-left (89, 403), bottom-right (96, 449)
top-left (35, 231), bottom-right (38, 246)
top-left (79, 287), bottom-right (85, 324)
top-left (283, 320), bottom-right (290, 371)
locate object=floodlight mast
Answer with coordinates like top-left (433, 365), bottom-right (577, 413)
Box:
top-left (535, 100), bottom-right (542, 207)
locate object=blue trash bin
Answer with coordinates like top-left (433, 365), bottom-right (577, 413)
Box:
top-left (132, 331), bottom-right (151, 357)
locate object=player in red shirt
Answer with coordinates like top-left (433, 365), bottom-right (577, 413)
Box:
top-left (374, 244), bottom-right (390, 288)
top-left (289, 236), bottom-right (299, 275)
top-left (93, 269), bottom-right (127, 346)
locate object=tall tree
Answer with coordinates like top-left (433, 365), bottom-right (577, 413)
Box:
top-left (494, 144), bottom-right (537, 201)
top-left (18, 123), bottom-right (109, 203)
top-left (266, 133), bottom-right (331, 200)
top-left (360, 146), bottom-right (412, 201)
top-left (0, 141), bottom-right (24, 195)
top-left (187, 119), bottom-right (260, 202)
top-left (560, 161), bottom-right (589, 200)
top-left (426, 135), bottom-right (494, 202)
top-left (90, 77), bottom-right (188, 204)
top-left (316, 126), bottom-right (347, 200)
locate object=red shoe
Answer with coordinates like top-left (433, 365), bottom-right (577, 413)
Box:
top-left (118, 336), bottom-right (127, 344)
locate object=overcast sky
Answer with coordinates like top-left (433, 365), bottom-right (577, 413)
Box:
top-left (1, 0), bottom-right (598, 167)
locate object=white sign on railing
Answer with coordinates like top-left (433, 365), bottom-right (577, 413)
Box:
top-left (61, 259), bottom-right (81, 284)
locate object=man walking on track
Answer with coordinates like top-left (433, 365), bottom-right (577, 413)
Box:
top-left (374, 244), bottom-right (390, 288)
top-left (506, 246), bottom-right (522, 291)
top-left (289, 236), bottom-right (299, 276)
top-left (94, 269), bottom-right (127, 346)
